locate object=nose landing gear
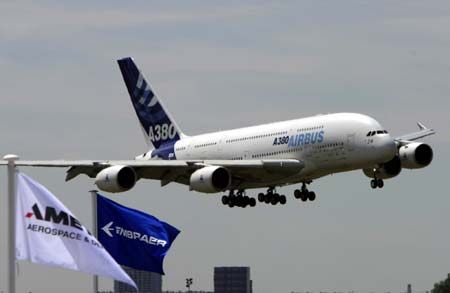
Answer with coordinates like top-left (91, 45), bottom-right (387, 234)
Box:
top-left (370, 178), bottom-right (384, 189)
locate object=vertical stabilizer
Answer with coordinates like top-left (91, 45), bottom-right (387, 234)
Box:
top-left (117, 57), bottom-right (184, 150)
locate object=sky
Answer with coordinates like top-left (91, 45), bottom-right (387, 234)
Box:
top-left (1, 1), bottom-right (450, 293)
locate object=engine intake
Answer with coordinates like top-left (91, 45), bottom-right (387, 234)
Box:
top-left (189, 166), bottom-right (231, 193)
top-left (399, 142), bottom-right (433, 169)
top-left (363, 155), bottom-right (402, 179)
top-left (95, 165), bottom-right (136, 193)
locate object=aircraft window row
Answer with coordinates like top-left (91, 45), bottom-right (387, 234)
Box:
top-left (366, 130), bottom-right (388, 136)
top-left (314, 142), bottom-right (344, 149)
top-left (226, 130), bottom-right (288, 143)
top-left (194, 142), bottom-right (217, 148)
top-left (175, 146), bottom-right (187, 151)
top-left (231, 157), bottom-right (243, 160)
top-left (297, 125), bottom-right (324, 132)
top-left (252, 147), bottom-right (303, 158)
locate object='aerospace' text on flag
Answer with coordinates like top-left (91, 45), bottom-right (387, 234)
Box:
top-left (15, 172), bottom-right (137, 289)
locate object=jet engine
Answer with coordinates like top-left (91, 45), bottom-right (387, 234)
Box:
top-left (363, 155), bottom-right (402, 179)
top-left (189, 166), bottom-right (231, 193)
top-left (95, 165), bottom-right (137, 193)
top-left (398, 142), bottom-right (433, 169)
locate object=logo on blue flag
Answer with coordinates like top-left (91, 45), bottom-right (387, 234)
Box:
top-left (97, 194), bottom-right (180, 275)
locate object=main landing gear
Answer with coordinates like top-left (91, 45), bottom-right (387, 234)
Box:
top-left (370, 178), bottom-right (384, 189)
top-left (293, 182), bottom-right (316, 202)
top-left (222, 190), bottom-right (256, 208)
top-left (221, 182), bottom-right (317, 208)
top-left (257, 187), bottom-right (287, 206)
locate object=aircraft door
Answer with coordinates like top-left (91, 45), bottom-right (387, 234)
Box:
top-left (347, 133), bottom-right (355, 152)
top-left (217, 135), bottom-right (224, 159)
top-left (185, 142), bottom-right (192, 158)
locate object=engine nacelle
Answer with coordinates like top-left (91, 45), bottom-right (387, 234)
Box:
top-left (189, 166), bottom-right (231, 193)
top-left (363, 155), bottom-right (402, 179)
top-left (95, 165), bottom-right (136, 193)
top-left (399, 142), bottom-right (433, 169)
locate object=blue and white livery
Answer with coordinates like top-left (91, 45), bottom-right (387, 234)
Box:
top-left (5, 57), bottom-right (436, 208)
top-left (118, 58), bottom-right (183, 159)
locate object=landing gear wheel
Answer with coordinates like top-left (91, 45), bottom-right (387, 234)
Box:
top-left (258, 193), bottom-right (265, 202)
top-left (307, 191), bottom-right (316, 201)
top-left (271, 195), bottom-right (279, 205)
top-left (222, 195), bottom-right (229, 205)
top-left (370, 179), bottom-right (377, 189)
top-left (243, 196), bottom-right (250, 207)
top-left (294, 189), bottom-right (301, 199)
top-left (228, 199), bottom-right (235, 208)
top-left (300, 192), bottom-right (308, 202)
top-left (377, 179), bottom-right (384, 188)
top-left (279, 195), bottom-right (287, 205)
top-left (249, 198), bottom-right (256, 207)
top-left (264, 194), bottom-right (272, 204)
top-left (236, 196), bottom-right (244, 208)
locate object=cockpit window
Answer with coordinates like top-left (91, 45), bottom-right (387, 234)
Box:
top-left (367, 130), bottom-right (388, 136)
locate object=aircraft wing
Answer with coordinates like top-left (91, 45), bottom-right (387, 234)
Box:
top-left (0, 159), bottom-right (304, 187)
top-left (395, 122), bottom-right (435, 144)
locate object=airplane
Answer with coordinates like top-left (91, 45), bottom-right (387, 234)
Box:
top-left (2, 57), bottom-right (435, 208)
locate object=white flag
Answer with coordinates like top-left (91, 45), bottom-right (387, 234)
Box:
top-left (15, 172), bottom-right (137, 290)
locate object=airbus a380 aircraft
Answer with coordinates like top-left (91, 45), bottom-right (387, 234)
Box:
top-left (4, 58), bottom-right (435, 208)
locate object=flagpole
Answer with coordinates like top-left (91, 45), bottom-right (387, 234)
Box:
top-left (90, 190), bottom-right (99, 293)
top-left (4, 154), bottom-right (19, 293)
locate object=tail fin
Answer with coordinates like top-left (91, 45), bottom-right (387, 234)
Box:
top-left (117, 57), bottom-right (184, 149)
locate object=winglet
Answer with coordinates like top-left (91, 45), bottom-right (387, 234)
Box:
top-left (417, 122), bottom-right (427, 130)
top-left (395, 122), bottom-right (435, 143)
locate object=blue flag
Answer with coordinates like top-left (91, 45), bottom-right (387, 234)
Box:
top-left (97, 194), bottom-right (180, 275)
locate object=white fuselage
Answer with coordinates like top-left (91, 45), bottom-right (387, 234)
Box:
top-left (139, 113), bottom-right (397, 189)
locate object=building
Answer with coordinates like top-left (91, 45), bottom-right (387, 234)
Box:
top-left (214, 267), bottom-right (252, 293)
top-left (114, 266), bottom-right (162, 293)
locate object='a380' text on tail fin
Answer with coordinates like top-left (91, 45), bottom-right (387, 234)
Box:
top-left (117, 57), bottom-right (184, 151)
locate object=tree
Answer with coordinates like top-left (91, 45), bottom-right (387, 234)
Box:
top-left (432, 274), bottom-right (450, 293)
